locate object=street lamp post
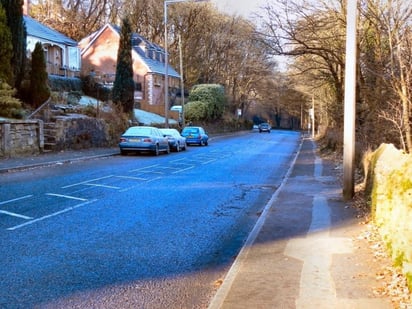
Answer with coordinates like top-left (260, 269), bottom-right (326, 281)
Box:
top-left (342, 0), bottom-right (358, 200)
top-left (178, 34), bottom-right (185, 127)
top-left (164, 0), bottom-right (208, 128)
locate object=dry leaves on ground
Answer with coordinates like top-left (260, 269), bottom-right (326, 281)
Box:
top-left (319, 145), bottom-right (411, 308)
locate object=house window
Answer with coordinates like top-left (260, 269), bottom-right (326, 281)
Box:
top-left (68, 46), bottom-right (80, 70)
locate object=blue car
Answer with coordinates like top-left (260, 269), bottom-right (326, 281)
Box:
top-left (181, 126), bottom-right (209, 146)
top-left (119, 126), bottom-right (170, 156)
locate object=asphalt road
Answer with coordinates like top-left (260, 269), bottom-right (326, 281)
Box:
top-left (0, 130), bottom-right (301, 309)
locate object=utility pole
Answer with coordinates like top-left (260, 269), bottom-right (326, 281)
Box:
top-left (312, 94), bottom-right (315, 138)
top-left (164, 0), bottom-right (208, 128)
top-left (178, 34), bottom-right (185, 127)
top-left (343, 0), bottom-right (358, 200)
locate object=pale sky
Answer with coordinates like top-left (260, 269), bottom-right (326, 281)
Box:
top-left (212, 0), bottom-right (267, 18)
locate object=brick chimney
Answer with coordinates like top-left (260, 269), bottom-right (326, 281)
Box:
top-left (23, 0), bottom-right (30, 16)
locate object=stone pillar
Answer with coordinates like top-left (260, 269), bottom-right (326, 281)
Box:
top-left (37, 120), bottom-right (44, 151)
top-left (2, 123), bottom-right (11, 157)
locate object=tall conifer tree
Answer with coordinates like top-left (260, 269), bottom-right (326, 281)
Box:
top-left (112, 18), bottom-right (135, 114)
top-left (0, 3), bottom-right (13, 84)
top-left (0, 0), bottom-right (26, 90)
top-left (30, 42), bottom-right (50, 108)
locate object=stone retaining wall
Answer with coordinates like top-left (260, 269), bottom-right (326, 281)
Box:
top-left (52, 114), bottom-right (110, 151)
top-left (0, 115), bottom-right (112, 158)
top-left (366, 143), bottom-right (412, 289)
top-left (0, 120), bottom-right (44, 157)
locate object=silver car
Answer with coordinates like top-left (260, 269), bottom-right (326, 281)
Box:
top-left (160, 128), bottom-right (187, 152)
top-left (119, 126), bottom-right (170, 156)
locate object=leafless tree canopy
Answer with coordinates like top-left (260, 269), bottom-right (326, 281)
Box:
top-left (30, 0), bottom-right (412, 152)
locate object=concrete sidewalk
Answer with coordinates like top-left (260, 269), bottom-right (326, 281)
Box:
top-left (208, 137), bottom-right (393, 309)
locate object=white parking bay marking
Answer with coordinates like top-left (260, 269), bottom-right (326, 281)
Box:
top-left (0, 195), bottom-right (33, 205)
top-left (7, 199), bottom-right (98, 231)
top-left (0, 210), bottom-right (33, 220)
top-left (0, 195), bottom-right (34, 219)
top-left (62, 175), bottom-right (115, 189)
top-left (115, 175), bottom-right (148, 181)
top-left (85, 183), bottom-right (120, 189)
top-left (46, 193), bottom-right (88, 201)
top-left (130, 164), bottom-right (160, 173)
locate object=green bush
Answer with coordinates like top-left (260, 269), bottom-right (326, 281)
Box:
top-left (188, 84), bottom-right (226, 121)
top-left (81, 75), bottom-right (111, 101)
top-left (67, 91), bottom-right (82, 105)
top-left (49, 75), bottom-right (82, 92)
top-left (184, 101), bottom-right (208, 121)
top-left (0, 81), bottom-right (24, 118)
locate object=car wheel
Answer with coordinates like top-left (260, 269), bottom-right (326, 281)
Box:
top-left (176, 143), bottom-right (181, 152)
top-left (200, 140), bottom-right (205, 146)
top-left (183, 143), bottom-right (187, 150)
top-left (205, 140), bottom-right (208, 146)
top-left (166, 145), bottom-right (170, 154)
top-left (154, 145), bottom-right (160, 156)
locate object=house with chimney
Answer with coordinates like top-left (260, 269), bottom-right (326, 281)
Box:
top-left (79, 24), bottom-right (181, 118)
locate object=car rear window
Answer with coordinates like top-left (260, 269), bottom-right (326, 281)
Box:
top-left (125, 127), bottom-right (152, 136)
top-left (183, 128), bottom-right (199, 134)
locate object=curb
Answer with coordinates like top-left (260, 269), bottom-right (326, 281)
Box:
top-left (0, 152), bottom-right (118, 174)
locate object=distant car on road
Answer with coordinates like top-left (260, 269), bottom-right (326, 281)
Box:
top-left (258, 123), bottom-right (271, 133)
top-left (160, 128), bottom-right (187, 152)
top-left (119, 126), bottom-right (170, 156)
top-left (181, 126), bottom-right (209, 146)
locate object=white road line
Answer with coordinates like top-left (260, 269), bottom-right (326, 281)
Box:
top-left (130, 164), bottom-right (159, 172)
top-left (85, 183), bottom-right (120, 189)
top-left (0, 195), bottom-right (33, 205)
top-left (7, 199), bottom-right (98, 231)
top-left (119, 177), bottom-right (162, 192)
top-left (157, 166), bottom-right (181, 171)
top-left (46, 193), bottom-right (88, 201)
top-left (62, 175), bottom-right (115, 188)
top-left (0, 210), bottom-right (33, 220)
top-left (145, 171), bottom-right (164, 175)
top-left (115, 175), bottom-right (147, 181)
top-left (172, 166), bottom-right (194, 173)
top-left (201, 159), bottom-right (217, 164)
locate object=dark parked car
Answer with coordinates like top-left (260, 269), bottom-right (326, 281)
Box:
top-left (160, 128), bottom-right (187, 152)
top-left (119, 126), bottom-right (170, 156)
top-left (181, 126), bottom-right (209, 146)
top-left (258, 123), bottom-right (271, 133)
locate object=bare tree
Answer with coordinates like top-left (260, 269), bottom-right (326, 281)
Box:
top-left (257, 0), bottom-right (347, 129)
top-left (31, 0), bottom-right (116, 40)
top-left (360, 0), bottom-right (412, 152)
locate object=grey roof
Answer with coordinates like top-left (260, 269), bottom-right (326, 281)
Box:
top-left (110, 25), bottom-right (180, 78)
top-left (132, 33), bottom-right (180, 78)
top-left (24, 15), bottom-right (77, 46)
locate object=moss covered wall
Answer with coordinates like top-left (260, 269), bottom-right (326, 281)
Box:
top-left (366, 143), bottom-right (412, 289)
